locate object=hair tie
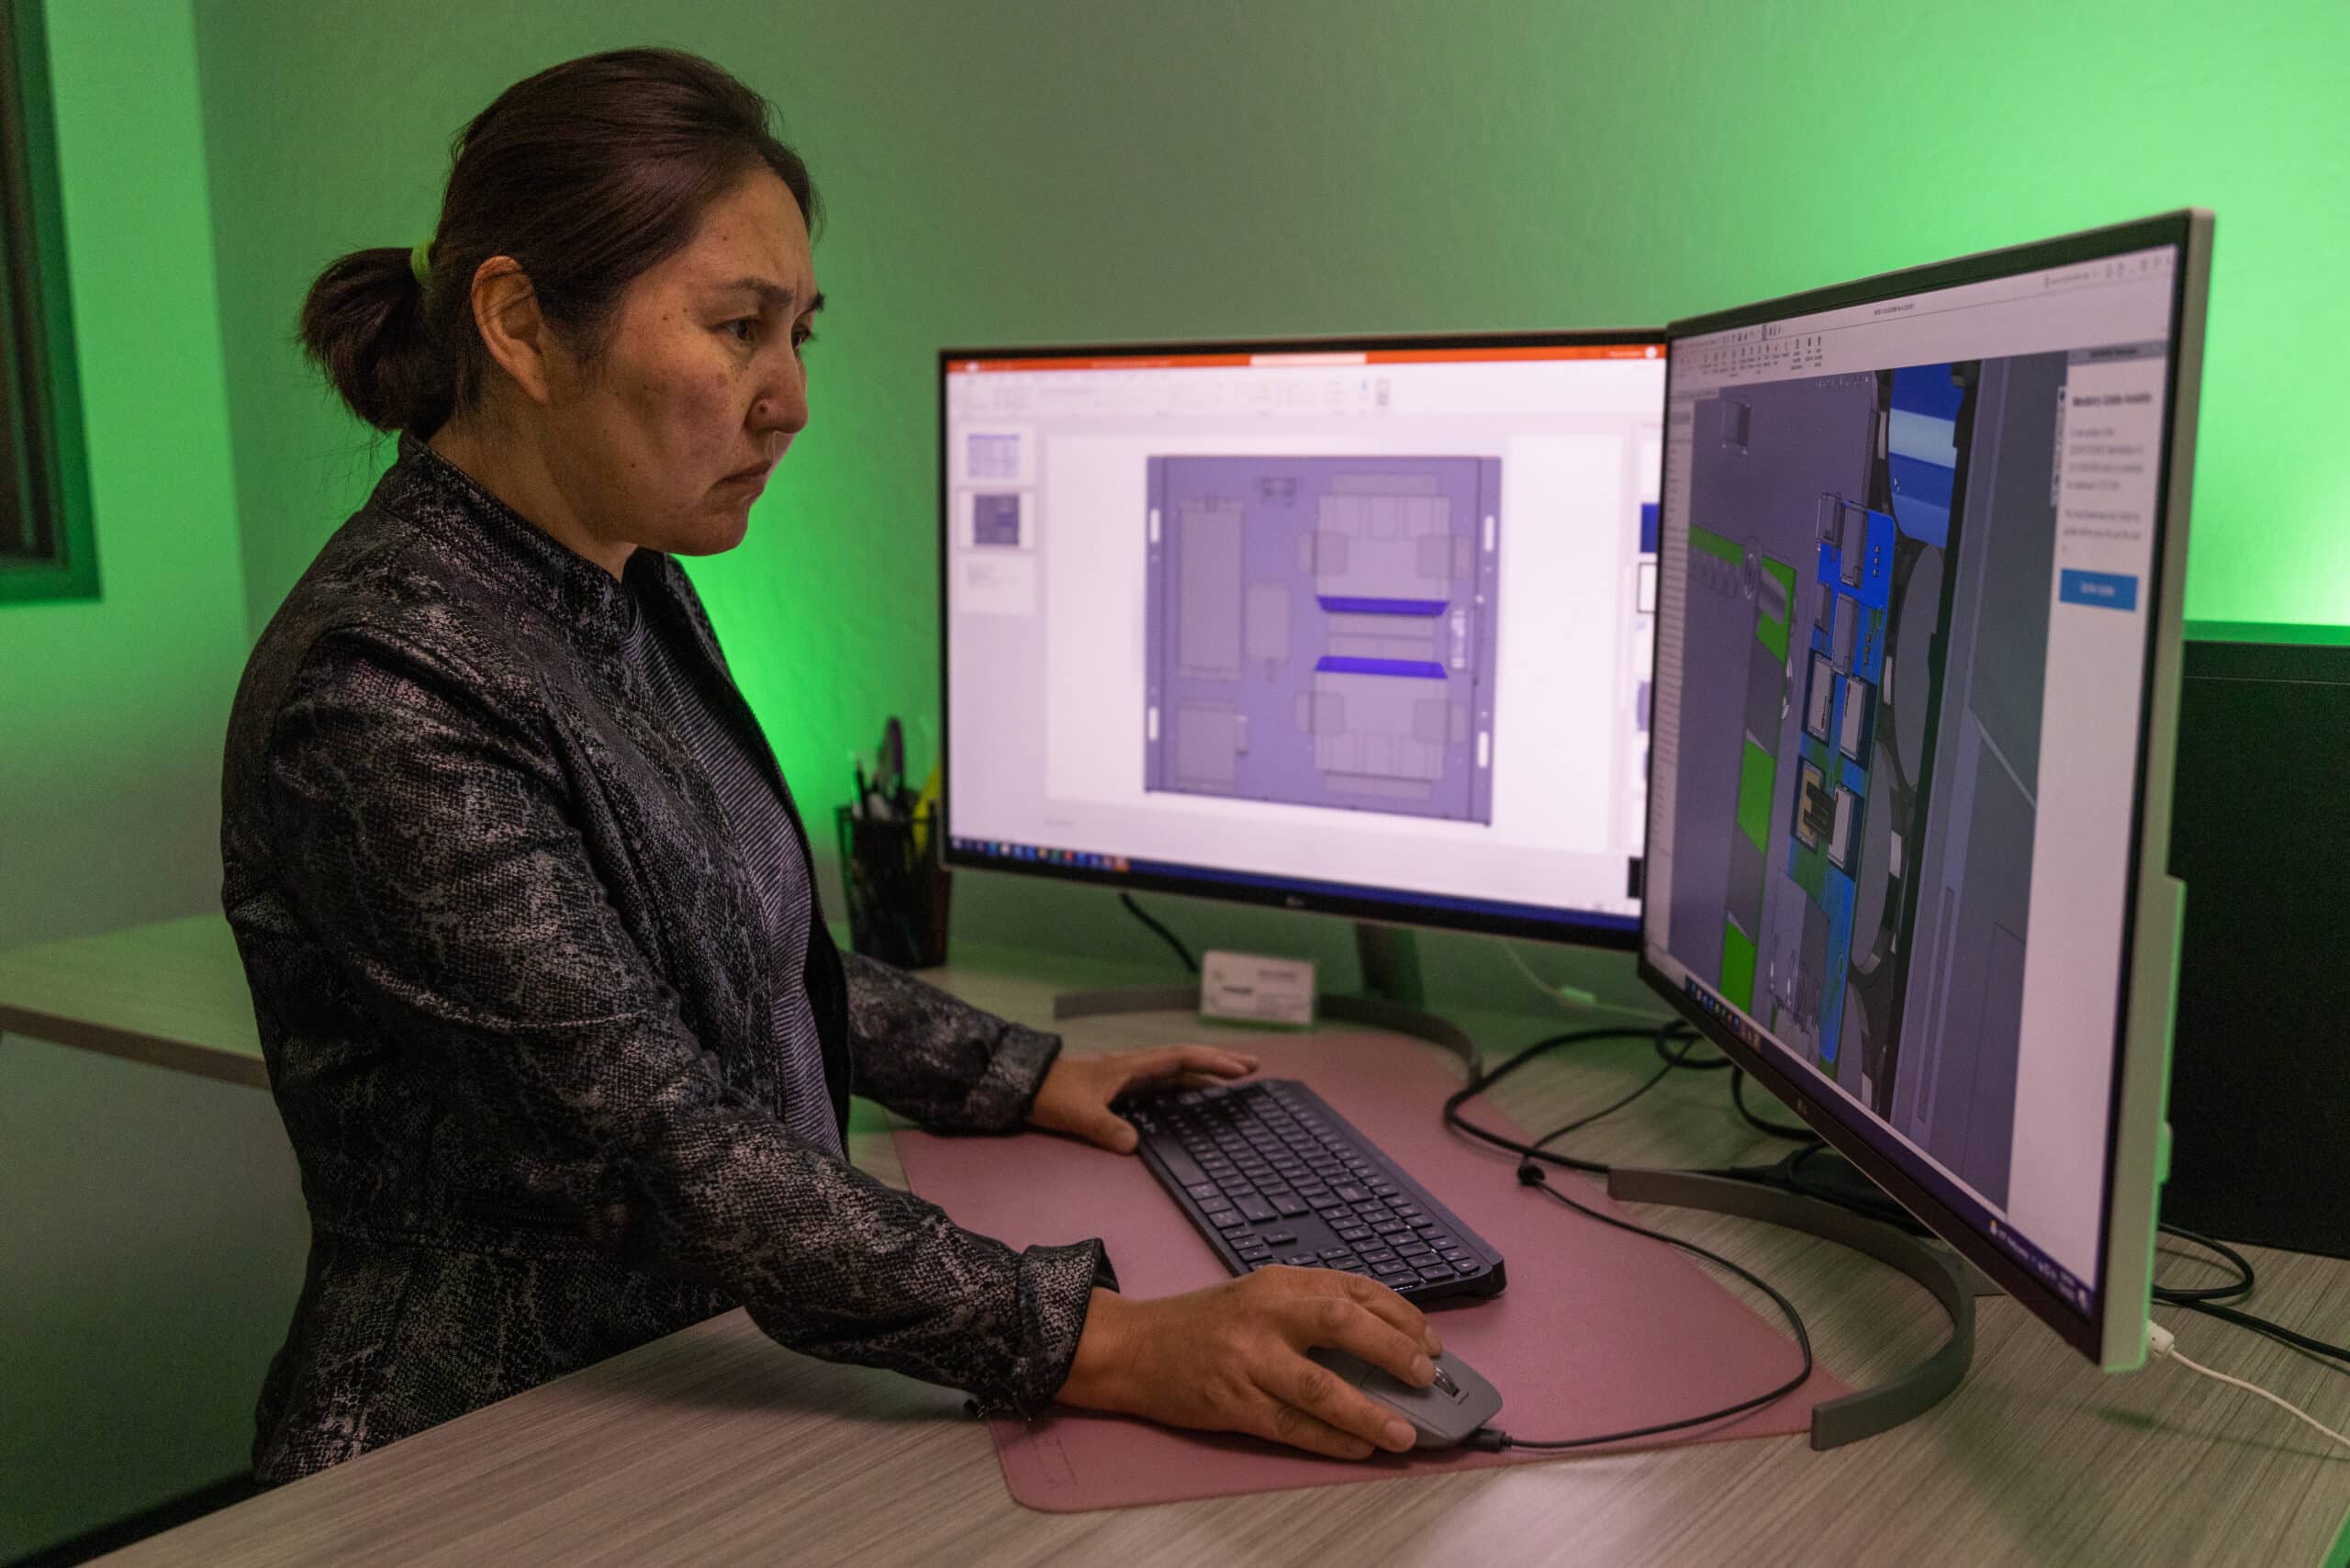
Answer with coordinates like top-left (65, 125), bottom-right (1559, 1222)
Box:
top-left (408, 241), bottom-right (432, 289)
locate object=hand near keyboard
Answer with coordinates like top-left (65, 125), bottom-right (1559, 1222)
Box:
top-left (1055, 1268), bottom-right (1443, 1459)
top-left (1027, 1044), bottom-right (1259, 1153)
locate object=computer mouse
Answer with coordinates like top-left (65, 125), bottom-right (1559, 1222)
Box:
top-left (1308, 1345), bottom-right (1503, 1450)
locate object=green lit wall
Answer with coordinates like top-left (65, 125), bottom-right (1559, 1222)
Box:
top-left (0, 5), bottom-right (308, 1560)
top-left (185, 0), bottom-right (2350, 983)
top-left (194, 0), bottom-right (2350, 780)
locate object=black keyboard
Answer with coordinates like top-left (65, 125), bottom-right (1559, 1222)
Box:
top-left (1122, 1079), bottom-right (1506, 1305)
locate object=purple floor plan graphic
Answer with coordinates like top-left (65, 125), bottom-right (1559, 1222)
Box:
top-left (1144, 455), bottom-right (1502, 823)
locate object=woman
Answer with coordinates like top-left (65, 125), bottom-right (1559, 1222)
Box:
top-left (221, 48), bottom-right (1441, 1484)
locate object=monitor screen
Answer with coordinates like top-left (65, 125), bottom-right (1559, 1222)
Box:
top-left (1641, 214), bottom-right (2210, 1363)
top-left (941, 333), bottom-right (1666, 944)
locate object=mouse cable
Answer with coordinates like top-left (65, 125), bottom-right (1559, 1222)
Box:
top-left (1115, 890), bottom-right (1197, 974)
top-left (1467, 1157), bottom-right (1814, 1451)
top-left (2146, 1321), bottom-right (2350, 1452)
top-left (1443, 1024), bottom-right (1690, 1177)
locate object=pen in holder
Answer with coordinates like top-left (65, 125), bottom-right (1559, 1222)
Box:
top-left (835, 804), bottom-right (950, 969)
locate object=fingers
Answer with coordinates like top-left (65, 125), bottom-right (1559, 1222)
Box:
top-left (1284, 1290), bottom-right (1437, 1393)
top-left (1318, 1270), bottom-right (1440, 1358)
top-left (1259, 1352), bottom-right (1418, 1456)
top-left (1121, 1045), bottom-right (1259, 1087)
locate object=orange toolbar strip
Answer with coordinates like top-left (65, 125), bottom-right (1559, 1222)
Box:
top-left (950, 343), bottom-right (1663, 372)
top-left (949, 353), bottom-right (1254, 372)
top-left (1362, 344), bottom-right (1664, 364)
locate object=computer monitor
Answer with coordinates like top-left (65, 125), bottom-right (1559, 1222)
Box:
top-left (940, 330), bottom-right (1667, 946)
top-left (1639, 211), bottom-right (2213, 1368)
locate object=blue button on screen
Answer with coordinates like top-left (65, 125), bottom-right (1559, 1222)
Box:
top-left (2059, 569), bottom-right (2139, 611)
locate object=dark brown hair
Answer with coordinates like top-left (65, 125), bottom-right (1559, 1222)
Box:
top-left (298, 48), bottom-right (818, 439)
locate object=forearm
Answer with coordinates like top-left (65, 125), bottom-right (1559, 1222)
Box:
top-left (841, 950), bottom-right (1062, 1132)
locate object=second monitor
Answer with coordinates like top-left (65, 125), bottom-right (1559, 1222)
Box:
top-left (940, 331), bottom-right (1667, 946)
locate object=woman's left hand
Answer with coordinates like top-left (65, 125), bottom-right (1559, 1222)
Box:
top-left (1028, 1045), bottom-right (1260, 1153)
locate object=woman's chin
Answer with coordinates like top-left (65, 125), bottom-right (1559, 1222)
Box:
top-left (663, 506), bottom-right (756, 558)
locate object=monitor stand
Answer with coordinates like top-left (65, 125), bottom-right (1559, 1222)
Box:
top-left (1606, 1153), bottom-right (2001, 1450)
top-left (1052, 922), bottom-right (1475, 1068)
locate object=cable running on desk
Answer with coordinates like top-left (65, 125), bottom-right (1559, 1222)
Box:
top-left (1440, 1021), bottom-right (1816, 1451)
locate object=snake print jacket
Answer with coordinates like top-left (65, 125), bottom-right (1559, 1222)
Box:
top-left (221, 435), bottom-right (1111, 1484)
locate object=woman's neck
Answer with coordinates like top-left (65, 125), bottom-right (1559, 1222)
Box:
top-left (427, 420), bottom-right (634, 579)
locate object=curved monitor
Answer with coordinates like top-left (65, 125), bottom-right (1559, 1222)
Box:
top-left (1639, 212), bottom-right (2213, 1367)
top-left (940, 330), bottom-right (1666, 946)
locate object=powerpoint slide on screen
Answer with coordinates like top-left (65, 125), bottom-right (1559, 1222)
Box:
top-left (944, 353), bottom-right (1664, 920)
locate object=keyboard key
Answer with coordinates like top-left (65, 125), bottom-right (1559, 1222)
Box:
top-left (1263, 1230), bottom-right (1298, 1248)
top-left (1282, 1253), bottom-right (1317, 1267)
top-left (1413, 1220), bottom-right (1443, 1234)
top-left (1318, 1247), bottom-right (1352, 1260)
top-left (1237, 1246), bottom-right (1271, 1263)
top-left (1335, 1226), bottom-right (1372, 1242)
top-left (1360, 1249), bottom-right (1396, 1266)
top-left (1371, 1220), bottom-right (1406, 1236)
top-left (1213, 1212), bottom-right (1248, 1230)
top-left (1237, 1198), bottom-right (1276, 1224)
top-left (1371, 1260), bottom-right (1410, 1276)
top-left (1416, 1265), bottom-right (1457, 1282)
top-left (1334, 1185), bottom-right (1371, 1204)
top-left (1271, 1194), bottom-right (1308, 1217)
top-left (1185, 1182), bottom-right (1220, 1201)
top-left (1395, 1241), bottom-right (1431, 1259)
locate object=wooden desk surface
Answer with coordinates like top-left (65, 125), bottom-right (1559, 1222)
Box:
top-left (0, 914), bottom-right (263, 1088)
top-left (70, 946), bottom-right (2350, 1567)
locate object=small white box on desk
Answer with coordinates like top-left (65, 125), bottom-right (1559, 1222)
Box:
top-left (1198, 950), bottom-right (1316, 1027)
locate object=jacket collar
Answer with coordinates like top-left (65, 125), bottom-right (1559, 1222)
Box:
top-left (387, 431), bottom-right (661, 655)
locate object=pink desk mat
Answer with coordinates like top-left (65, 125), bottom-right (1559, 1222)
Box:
top-left (892, 1030), bottom-right (1849, 1512)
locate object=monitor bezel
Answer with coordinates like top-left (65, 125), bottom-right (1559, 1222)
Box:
top-left (1637, 210), bottom-right (2211, 1368)
top-left (936, 327), bottom-right (1666, 950)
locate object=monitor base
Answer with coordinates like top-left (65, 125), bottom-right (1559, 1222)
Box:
top-left (1605, 1164), bottom-right (1996, 1449)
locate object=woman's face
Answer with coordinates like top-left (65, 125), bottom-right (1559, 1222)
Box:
top-left (539, 168), bottom-right (822, 559)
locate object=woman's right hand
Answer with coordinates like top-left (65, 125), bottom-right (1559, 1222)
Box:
top-left (1055, 1268), bottom-right (1445, 1459)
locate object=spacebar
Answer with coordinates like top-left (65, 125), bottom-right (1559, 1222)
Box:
top-left (1149, 1139), bottom-right (1210, 1188)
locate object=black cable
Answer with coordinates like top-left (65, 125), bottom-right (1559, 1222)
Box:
top-left (2152, 1224), bottom-right (2255, 1304)
top-left (1525, 1031), bottom-right (1717, 1160)
top-left (1729, 1068), bottom-right (1821, 1143)
top-left (2164, 1299), bottom-right (2350, 1372)
top-left (1441, 1025), bottom-right (1672, 1176)
top-left (1468, 1159), bottom-right (1814, 1451)
top-left (1654, 1026), bottom-right (1726, 1070)
top-left (1116, 890), bottom-right (1197, 974)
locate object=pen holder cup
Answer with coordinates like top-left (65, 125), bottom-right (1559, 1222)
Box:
top-left (835, 806), bottom-right (951, 970)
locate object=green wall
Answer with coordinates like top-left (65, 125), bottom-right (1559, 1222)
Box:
top-left (194, 0), bottom-right (2350, 779)
top-left (185, 0), bottom-right (2350, 980)
top-left (0, 3), bottom-right (308, 1560)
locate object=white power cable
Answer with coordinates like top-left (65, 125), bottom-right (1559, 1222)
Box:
top-left (2147, 1320), bottom-right (2350, 1454)
top-left (1497, 941), bottom-right (1671, 1023)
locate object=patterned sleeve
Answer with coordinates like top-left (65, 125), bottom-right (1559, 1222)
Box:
top-left (839, 952), bottom-right (1066, 1134)
top-left (261, 628), bottom-right (1102, 1414)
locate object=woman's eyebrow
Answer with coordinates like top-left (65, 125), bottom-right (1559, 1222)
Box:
top-left (710, 277), bottom-right (824, 316)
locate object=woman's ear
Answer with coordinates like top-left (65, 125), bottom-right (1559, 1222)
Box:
top-left (465, 256), bottom-right (557, 408)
